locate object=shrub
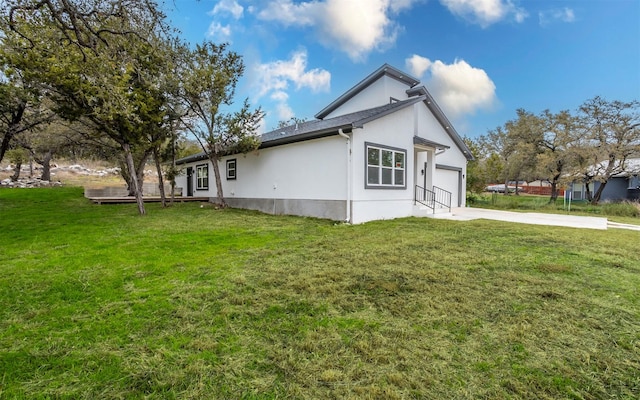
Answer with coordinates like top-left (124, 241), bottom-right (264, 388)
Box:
top-left (466, 191), bottom-right (481, 205)
top-left (601, 201), bottom-right (640, 217)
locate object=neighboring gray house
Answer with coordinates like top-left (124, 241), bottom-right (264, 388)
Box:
top-left (571, 158), bottom-right (640, 201)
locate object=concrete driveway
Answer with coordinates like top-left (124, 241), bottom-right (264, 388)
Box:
top-left (434, 207), bottom-right (629, 231)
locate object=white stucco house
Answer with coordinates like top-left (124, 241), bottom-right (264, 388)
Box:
top-left (175, 64), bottom-right (474, 224)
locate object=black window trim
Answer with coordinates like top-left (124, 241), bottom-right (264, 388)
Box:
top-left (226, 158), bottom-right (237, 180)
top-left (195, 163), bottom-right (209, 190)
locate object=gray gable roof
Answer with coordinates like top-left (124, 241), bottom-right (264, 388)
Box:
top-left (315, 63), bottom-right (420, 120)
top-left (261, 95), bottom-right (425, 148)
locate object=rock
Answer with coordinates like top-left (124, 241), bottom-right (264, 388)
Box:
top-left (0, 178), bottom-right (63, 188)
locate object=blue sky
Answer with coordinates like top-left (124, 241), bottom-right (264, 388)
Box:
top-left (164, 0), bottom-right (640, 138)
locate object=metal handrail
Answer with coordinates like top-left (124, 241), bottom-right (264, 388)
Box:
top-left (415, 185), bottom-right (451, 213)
top-left (433, 186), bottom-right (452, 212)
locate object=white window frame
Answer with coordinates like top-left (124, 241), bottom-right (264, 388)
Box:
top-left (365, 142), bottom-right (406, 189)
top-left (226, 159), bottom-right (237, 180)
top-left (196, 164), bottom-right (209, 190)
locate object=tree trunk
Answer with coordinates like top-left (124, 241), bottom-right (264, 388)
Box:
top-left (0, 103), bottom-right (26, 164)
top-left (0, 132), bottom-right (14, 165)
top-left (549, 172), bottom-right (561, 203)
top-left (209, 152), bottom-right (227, 207)
top-left (37, 150), bottom-right (53, 181)
top-left (153, 147), bottom-right (167, 207)
top-left (584, 178), bottom-right (593, 202)
top-left (10, 160), bottom-right (22, 181)
top-left (120, 149), bottom-right (151, 196)
top-left (123, 143), bottom-right (146, 215)
top-left (591, 181), bottom-right (608, 205)
top-left (133, 153), bottom-right (148, 196)
top-left (170, 133), bottom-right (176, 205)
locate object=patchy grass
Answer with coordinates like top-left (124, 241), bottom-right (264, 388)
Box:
top-left (475, 193), bottom-right (640, 223)
top-left (1, 187), bottom-right (639, 399)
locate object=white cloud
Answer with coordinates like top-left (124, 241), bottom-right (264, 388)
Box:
top-left (539, 7), bottom-right (575, 26)
top-left (211, 0), bottom-right (244, 19)
top-left (408, 56), bottom-right (497, 118)
top-left (206, 21), bottom-right (232, 41)
top-left (257, 0), bottom-right (421, 61)
top-left (254, 50), bottom-right (331, 99)
top-left (275, 102), bottom-right (295, 121)
top-left (270, 90), bottom-right (290, 102)
top-left (406, 54), bottom-right (432, 78)
top-left (253, 50), bottom-right (331, 121)
top-left (256, 0), bottom-right (319, 26)
top-left (439, 0), bottom-right (528, 28)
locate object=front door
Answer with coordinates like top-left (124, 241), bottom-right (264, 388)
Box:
top-left (186, 167), bottom-right (193, 197)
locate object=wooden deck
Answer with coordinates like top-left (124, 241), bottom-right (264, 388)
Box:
top-left (88, 196), bottom-right (209, 204)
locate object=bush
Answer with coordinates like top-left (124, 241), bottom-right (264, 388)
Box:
top-left (466, 191), bottom-right (481, 205)
top-left (601, 201), bottom-right (640, 217)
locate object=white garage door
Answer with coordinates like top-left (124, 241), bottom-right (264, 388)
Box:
top-left (434, 167), bottom-right (461, 207)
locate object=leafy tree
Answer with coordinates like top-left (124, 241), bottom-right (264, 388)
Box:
top-left (178, 42), bottom-right (264, 207)
top-left (2, 0), bottom-right (175, 214)
top-left (5, 147), bottom-right (27, 181)
top-left (576, 97), bottom-right (640, 204)
top-left (533, 110), bottom-right (578, 202)
top-left (462, 136), bottom-right (485, 193)
top-left (0, 62), bottom-right (53, 163)
top-left (16, 117), bottom-right (78, 180)
top-left (484, 124), bottom-right (535, 195)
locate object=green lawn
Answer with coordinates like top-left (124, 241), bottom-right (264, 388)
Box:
top-left (1, 187), bottom-right (639, 399)
top-left (470, 192), bottom-right (640, 224)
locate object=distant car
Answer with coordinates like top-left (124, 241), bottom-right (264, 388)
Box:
top-left (485, 184), bottom-right (522, 193)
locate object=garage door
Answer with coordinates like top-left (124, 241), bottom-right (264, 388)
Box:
top-left (434, 167), bottom-right (460, 207)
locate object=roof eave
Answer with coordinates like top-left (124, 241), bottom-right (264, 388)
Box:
top-left (315, 64), bottom-right (420, 120)
top-left (352, 96), bottom-right (426, 128)
top-left (260, 125), bottom-right (354, 149)
top-left (408, 86), bottom-right (474, 161)
top-left (175, 151), bottom-right (208, 165)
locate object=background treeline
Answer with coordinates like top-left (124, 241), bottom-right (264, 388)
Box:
top-left (0, 0), bottom-right (262, 214)
top-left (465, 97), bottom-right (640, 204)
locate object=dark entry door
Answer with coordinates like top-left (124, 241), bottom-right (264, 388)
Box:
top-left (186, 167), bottom-right (193, 197)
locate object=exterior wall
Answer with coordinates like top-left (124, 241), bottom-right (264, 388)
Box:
top-left (350, 106), bottom-right (417, 224)
top-left (345, 101), bottom-right (468, 223)
top-left (176, 136), bottom-right (349, 221)
top-left (175, 80), bottom-right (470, 224)
top-left (325, 76), bottom-right (412, 119)
top-left (572, 179), bottom-right (636, 202)
top-left (597, 178), bottom-right (630, 201)
top-left (415, 103), bottom-right (468, 208)
top-left (225, 197), bottom-right (346, 220)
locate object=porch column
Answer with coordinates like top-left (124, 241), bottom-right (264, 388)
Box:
top-left (425, 150), bottom-right (434, 190)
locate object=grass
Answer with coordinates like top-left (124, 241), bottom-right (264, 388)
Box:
top-left (1, 187), bottom-right (639, 399)
top-left (470, 193), bottom-right (640, 224)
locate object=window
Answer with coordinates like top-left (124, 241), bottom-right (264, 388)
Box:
top-left (196, 164), bottom-right (208, 190)
top-left (629, 175), bottom-right (639, 189)
top-left (226, 159), bottom-right (237, 180)
top-left (365, 143), bottom-right (406, 189)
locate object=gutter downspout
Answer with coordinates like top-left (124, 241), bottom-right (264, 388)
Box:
top-left (338, 128), bottom-right (352, 223)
